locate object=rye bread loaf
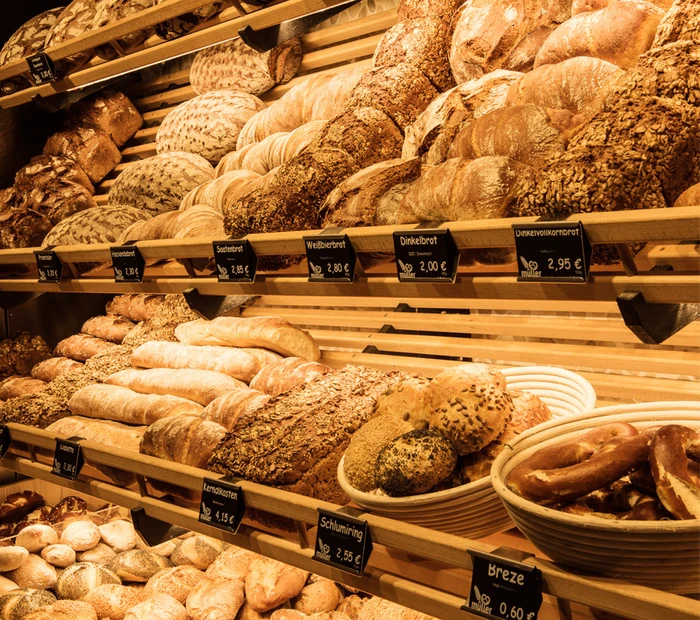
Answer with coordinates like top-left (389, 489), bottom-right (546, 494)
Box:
top-left (208, 366), bottom-right (405, 512)
top-left (154, 1), bottom-right (224, 40)
top-left (45, 0), bottom-right (99, 74)
top-left (93, 0), bottom-right (157, 60)
top-left (0, 209), bottom-right (53, 249)
top-left (190, 37), bottom-right (302, 96)
top-left (108, 152), bottom-right (214, 216)
top-left (43, 127), bottom-right (121, 183)
top-left (65, 91), bottom-right (143, 147)
top-left (19, 181), bottom-right (97, 225)
top-left (157, 91), bottom-right (265, 164)
top-left (15, 154), bottom-right (94, 195)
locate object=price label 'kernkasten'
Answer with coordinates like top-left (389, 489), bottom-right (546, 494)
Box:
top-left (314, 509), bottom-right (372, 575)
top-left (304, 234), bottom-right (356, 282)
top-left (213, 239), bottom-right (257, 283)
top-left (513, 221), bottom-right (591, 283)
top-left (52, 437), bottom-right (84, 481)
top-left (199, 477), bottom-right (246, 534)
top-left (110, 242), bottom-right (145, 283)
top-left (393, 229), bottom-right (459, 282)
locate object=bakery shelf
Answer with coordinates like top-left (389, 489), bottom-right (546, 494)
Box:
top-left (0, 422), bottom-right (697, 620)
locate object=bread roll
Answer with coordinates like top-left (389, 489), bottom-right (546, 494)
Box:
top-left (99, 521), bottom-right (138, 553)
top-left (0, 576), bottom-right (17, 597)
top-left (175, 317), bottom-right (321, 362)
top-left (186, 576), bottom-right (245, 620)
top-left (31, 357), bottom-right (83, 382)
top-left (56, 562), bottom-right (121, 599)
top-left (81, 316), bottom-right (135, 344)
top-left (83, 584), bottom-right (143, 620)
top-left (245, 557), bottom-right (309, 613)
top-left (337, 594), bottom-right (364, 619)
top-left (201, 389), bottom-right (270, 431)
top-left (124, 593), bottom-right (187, 620)
top-left (79, 543), bottom-right (118, 565)
top-left (110, 550), bottom-right (172, 582)
top-left (54, 334), bottom-right (117, 362)
top-left (0, 589), bottom-right (56, 620)
top-left (293, 580), bottom-right (344, 614)
top-left (69, 384), bottom-right (203, 425)
top-left (534, 1), bottom-right (665, 69)
top-left (249, 358), bottom-right (331, 397)
top-left (204, 546), bottom-right (257, 581)
top-left (144, 566), bottom-right (205, 604)
top-left (374, 375), bottom-right (432, 430)
top-left (15, 524), bottom-right (58, 553)
top-left (169, 536), bottom-right (223, 571)
top-left (106, 368), bottom-right (246, 406)
top-left (0, 377), bottom-right (46, 400)
top-left (0, 546), bottom-right (28, 572)
top-left (139, 417), bottom-right (227, 468)
top-left (6, 554), bottom-right (57, 590)
top-left (24, 600), bottom-right (97, 620)
top-left (41, 543), bottom-right (76, 568)
top-left (60, 520), bottom-right (100, 551)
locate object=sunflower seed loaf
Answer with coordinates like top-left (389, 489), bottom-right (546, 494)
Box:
top-left (156, 91), bottom-right (266, 164)
top-left (190, 37), bottom-right (302, 96)
top-left (108, 152), bottom-right (215, 215)
top-left (93, 0), bottom-right (157, 60)
top-left (45, 0), bottom-right (99, 74)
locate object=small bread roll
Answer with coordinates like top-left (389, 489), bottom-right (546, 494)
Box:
top-left (110, 550), bottom-right (172, 582)
top-left (186, 577), bottom-right (245, 620)
top-left (55, 562), bottom-right (121, 599)
top-left (170, 536), bottom-right (224, 570)
top-left (245, 557), bottom-right (309, 613)
top-left (144, 565), bottom-right (206, 604)
top-left (0, 575), bottom-right (18, 596)
top-left (0, 588), bottom-right (57, 619)
top-left (6, 554), bottom-right (57, 590)
top-left (374, 376), bottom-right (431, 429)
top-left (337, 594), bottom-right (364, 619)
top-left (83, 584), bottom-right (143, 620)
top-left (293, 580), bottom-right (344, 614)
top-left (24, 600), bottom-right (98, 620)
top-left (0, 546), bottom-right (29, 572)
top-left (79, 542), bottom-right (118, 565)
top-left (270, 610), bottom-right (308, 620)
top-left (124, 593), bottom-right (187, 620)
top-left (99, 520), bottom-right (138, 552)
top-left (204, 546), bottom-right (256, 581)
top-left (16, 524), bottom-right (58, 552)
top-left (148, 539), bottom-right (178, 558)
top-left (40, 543), bottom-right (76, 567)
top-left (61, 520), bottom-right (100, 551)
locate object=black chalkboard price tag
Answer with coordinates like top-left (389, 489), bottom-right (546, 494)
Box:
top-left (52, 437), bottom-right (84, 481)
top-left (304, 234), bottom-right (356, 282)
top-left (27, 52), bottom-right (56, 85)
top-left (110, 241), bottom-right (145, 283)
top-left (212, 239), bottom-right (257, 283)
top-left (0, 425), bottom-right (11, 459)
top-left (314, 509), bottom-right (372, 575)
top-left (513, 221), bottom-right (591, 283)
top-left (393, 229), bottom-right (459, 282)
top-left (34, 247), bottom-right (63, 283)
top-left (199, 477), bottom-right (246, 534)
top-left (464, 549), bottom-right (543, 620)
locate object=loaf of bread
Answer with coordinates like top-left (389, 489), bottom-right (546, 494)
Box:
top-left (0, 546), bottom-right (28, 572)
top-left (191, 37), bottom-right (302, 95)
top-left (308, 67), bottom-right (368, 122)
top-left (155, 2), bottom-right (224, 40)
top-left (534, 1), bottom-right (665, 69)
top-left (83, 584), bottom-right (143, 619)
top-left (175, 316), bottom-right (321, 361)
top-left (65, 91), bottom-right (143, 147)
top-left (187, 576), bottom-right (245, 620)
top-left (170, 536), bottom-right (223, 570)
top-left (43, 127), bottom-right (121, 183)
top-left (60, 520), bottom-right (100, 551)
top-left (81, 315), bottom-right (135, 344)
top-left (249, 357), bottom-right (331, 396)
top-left (5, 555), bottom-right (57, 590)
top-left (24, 600), bottom-right (98, 620)
top-left (98, 520), bottom-right (138, 552)
top-left (109, 549), bottom-right (171, 582)
top-left (118, 211), bottom-right (180, 241)
top-left (144, 565), bottom-right (206, 604)
top-left (0, 589), bottom-right (57, 618)
top-left (0, 333), bottom-right (53, 380)
top-left (140, 415), bottom-right (227, 468)
top-left (447, 104), bottom-right (566, 167)
top-left (15, 524), bottom-right (57, 553)
top-left (105, 294), bottom-right (163, 321)
top-left (245, 557), bottom-right (308, 613)
top-left (219, 169), bottom-right (279, 215)
top-left (293, 579), bottom-right (344, 614)
top-left (108, 152), bottom-right (215, 216)
top-left (156, 91), bottom-right (266, 164)
top-left (201, 389), bottom-right (270, 431)
top-left (397, 0), bottom-right (463, 22)
top-left (69, 384), bottom-right (204, 424)
top-left (93, 0), bottom-right (156, 60)
top-left (18, 180), bottom-right (97, 225)
top-left (54, 334), bottom-right (117, 362)
top-left (55, 561), bottom-right (121, 600)
top-left (31, 357), bottom-right (83, 382)
top-left (0, 208), bottom-right (53, 250)
top-left (44, 0), bottom-right (97, 74)
top-left (124, 593), bottom-right (187, 620)
top-left (183, 170), bottom-right (258, 210)
top-left (15, 155), bottom-right (94, 196)
top-left (674, 183), bottom-right (700, 207)
top-left (0, 377), bottom-right (46, 400)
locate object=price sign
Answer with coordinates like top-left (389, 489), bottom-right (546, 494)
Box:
top-left (0, 425), bottom-right (11, 459)
top-left (513, 221), bottom-right (591, 283)
top-left (314, 509), bottom-right (372, 575)
top-left (52, 437), bottom-right (84, 481)
top-left (393, 229), bottom-right (459, 282)
top-left (199, 477), bottom-right (246, 534)
top-left (464, 549), bottom-right (543, 620)
top-left (212, 239), bottom-right (257, 283)
top-left (34, 247), bottom-right (63, 283)
top-left (27, 52), bottom-right (56, 85)
top-left (304, 234), bottom-right (356, 282)
top-left (110, 242), bottom-right (145, 283)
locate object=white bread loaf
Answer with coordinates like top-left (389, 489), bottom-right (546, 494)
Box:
top-left (108, 152), bottom-right (214, 216)
top-left (60, 520), bottom-right (100, 551)
top-left (175, 317), bottom-right (321, 361)
top-left (190, 37), bottom-right (302, 95)
top-left (81, 315), bottom-right (135, 344)
top-left (249, 357), bottom-right (331, 396)
top-left (106, 368), bottom-right (246, 406)
top-left (124, 593), bottom-right (187, 620)
top-left (98, 521), bottom-right (138, 552)
top-left (186, 577), bottom-right (245, 620)
top-left (69, 384), bottom-right (203, 425)
top-left (5, 555), bottom-right (57, 590)
top-left (157, 91), bottom-right (266, 164)
top-left (143, 566), bottom-right (206, 604)
top-left (245, 557), bottom-right (309, 613)
top-left (202, 389), bottom-right (270, 431)
top-left (15, 524), bottom-right (58, 553)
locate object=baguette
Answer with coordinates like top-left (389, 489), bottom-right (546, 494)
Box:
top-left (81, 315), bottom-right (135, 344)
top-left (31, 357), bottom-right (83, 382)
top-left (131, 341), bottom-right (274, 383)
top-left (202, 389), bottom-right (271, 430)
top-left (69, 384), bottom-right (203, 425)
top-left (106, 368), bottom-right (246, 406)
top-left (175, 317), bottom-right (321, 361)
top-left (249, 358), bottom-right (331, 397)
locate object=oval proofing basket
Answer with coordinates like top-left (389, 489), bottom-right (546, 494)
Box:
top-left (491, 401), bottom-right (700, 594)
top-left (338, 366), bottom-right (597, 539)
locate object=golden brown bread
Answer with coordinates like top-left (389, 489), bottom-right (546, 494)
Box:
top-left (54, 334), bottom-right (118, 362)
top-left (144, 565), bottom-right (206, 604)
top-left (31, 357), bottom-right (83, 383)
top-left (0, 377), bottom-right (46, 400)
top-left (186, 576), bottom-right (245, 620)
top-left (249, 357), bottom-right (331, 396)
top-left (201, 389), bottom-right (271, 431)
top-left (105, 294), bottom-right (165, 322)
top-left (43, 127), bottom-right (121, 184)
top-left (244, 557), bottom-right (308, 613)
top-left (65, 91), bottom-right (143, 147)
top-left (81, 315), bottom-right (135, 344)
top-left (673, 183), bottom-right (700, 207)
top-left (124, 593), bottom-right (187, 620)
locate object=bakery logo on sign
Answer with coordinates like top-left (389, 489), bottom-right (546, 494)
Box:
top-left (519, 256), bottom-right (541, 278)
top-left (469, 585), bottom-right (492, 615)
top-left (199, 477), bottom-right (246, 534)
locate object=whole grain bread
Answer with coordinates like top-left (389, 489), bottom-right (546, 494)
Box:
top-left (93, 0), bottom-right (157, 60)
top-left (19, 181), bottom-right (97, 225)
top-left (65, 91), bottom-right (143, 147)
top-left (15, 154), bottom-right (94, 195)
top-left (43, 127), bottom-right (121, 183)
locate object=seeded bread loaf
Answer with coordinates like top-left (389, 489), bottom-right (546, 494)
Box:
top-left (93, 0), bottom-right (157, 60)
top-left (65, 91), bottom-right (143, 147)
top-left (190, 37), bottom-right (302, 95)
top-left (45, 0), bottom-right (99, 74)
top-left (15, 154), bottom-right (94, 195)
top-left (43, 127), bottom-right (121, 183)
top-left (157, 91), bottom-right (265, 164)
top-left (154, 1), bottom-right (224, 40)
top-left (108, 152), bottom-right (214, 216)
top-left (19, 181), bottom-right (97, 225)
top-left (0, 208), bottom-right (53, 249)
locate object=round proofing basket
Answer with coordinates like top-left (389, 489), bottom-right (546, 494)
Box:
top-left (491, 401), bottom-right (700, 594)
top-left (338, 366), bottom-right (596, 539)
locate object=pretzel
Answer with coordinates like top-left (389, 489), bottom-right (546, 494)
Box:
top-left (649, 425), bottom-right (700, 519)
top-left (507, 423), bottom-right (650, 504)
top-left (560, 481), bottom-right (670, 520)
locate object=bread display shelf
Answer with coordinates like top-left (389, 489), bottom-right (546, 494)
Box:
top-left (0, 422), bottom-right (696, 620)
top-left (0, 0), bottom-right (354, 109)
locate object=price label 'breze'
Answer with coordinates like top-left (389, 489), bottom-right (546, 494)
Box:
top-left (212, 239), bottom-right (257, 282)
top-left (304, 234), bottom-right (356, 282)
top-left (393, 229), bottom-right (459, 282)
top-left (52, 437), bottom-right (84, 481)
top-left (513, 221), bottom-right (591, 283)
top-left (314, 509), bottom-right (372, 575)
top-left (27, 52), bottom-right (56, 85)
top-left (0, 425), bottom-right (11, 459)
top-left (464, 549), bottom-right (543, 620)
top-left (34, 247), bottom-right (63, 283)
top-left (199, 477), bottom-right (246, 534)
top-left (111, 241), bottom-right (145, 283)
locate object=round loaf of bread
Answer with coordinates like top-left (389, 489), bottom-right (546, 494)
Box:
top-left (55, 562), bottom-right (121, 599)
top-left (508, 390), bottom-right (552, 433)
top-left (337, 594), bottom-right (364, 618)
top-left (60, 520), bottom-right (100, 551)
top-left (110, 550), bottom-right (172, 582)
top-left (344, 415), bottom-right (415, 492)
top-left (23, 600), bottom-right (97, 620)
top-left (374, 376), bottom-right (431, 430)
top-left (40, 543), bottom-right (76, 567)
top-left (144, 566), bottom-right (206, 604)
top-left (293, 580), bottom-right (344, 615)
top-left (204, 547), bottom-right (256, 582)
top-left (170, 536), bottom-right (224, 571)
top-left (78, 542), bottom-right (117, 565)
top-left (124, 593), bottom-right (187, 620)
top-left (98, 520), bottom-right (138, 552)
top-left (0, 546), bottom-right (29, 572)
top-left (5, 555), bottom-right (57, 590)
top-left (15, 524), bottom-right (58, 553)
top-left (245, 557), bottom-right (309, 613)
top-left (376, 429), bottom-right (458, 496)
top-left (83, 584), bottom-right (143, 619)
top-left (0, 588), bottom-right (56, 620)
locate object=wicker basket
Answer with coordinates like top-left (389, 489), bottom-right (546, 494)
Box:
top-left (338, 366), bottom-right (596, 539)
top-left (490, 401), bottom-right (700, 594)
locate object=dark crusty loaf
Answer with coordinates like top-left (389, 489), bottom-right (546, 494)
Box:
top-left (45, 0), bottom-right (99, 74)
top-left (19, 181), bottom-right (97, 225)
top-left (208, 365), bottom-right (405, 506)
top-left (43, 127), bottom-right (121, 183)
top-left (0, 333), bottom-right (53, 380)
top-left (154, 1), bottom-right (224, 40)
top-left (93, 0), bottom-right (157, 60)
top-left (0, 208), bottom-right (53, 249)
top-left (15, 155), bottom-right (94, 195)
top-left (65, 91), bottom-right (143, 147)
